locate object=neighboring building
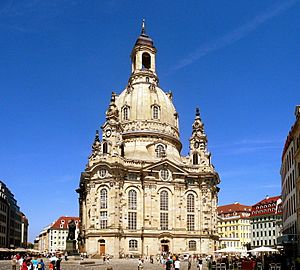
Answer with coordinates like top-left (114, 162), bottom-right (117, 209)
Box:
top-left (250, 195), bottom-right (282, 249)
top-left (37, 216), bottom-right (79, 253)
top-left (77, 22), bottom-right (220, 258)
top-left (217, 202), bottom-right (251, 251)
top-left (279, 105), bottom-right (300, 258)
top-left (0, 181), bottom-right (28, 248)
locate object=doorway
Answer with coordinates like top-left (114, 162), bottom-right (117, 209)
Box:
top-left (99, 239), bottom-right (105, 255)
top-left (161, 239), bottom-right (170, 253)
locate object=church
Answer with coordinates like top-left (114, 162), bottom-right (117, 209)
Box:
top-left (76, 22), bottom-right (220, 258)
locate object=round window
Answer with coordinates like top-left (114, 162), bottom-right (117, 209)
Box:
top-left (160, 169), bottom-right (170, 181)
top-left (98, 169), bottom-right (107, 178)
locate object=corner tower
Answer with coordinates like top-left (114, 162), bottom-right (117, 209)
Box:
top-left (77, 22), bottom-right (220, 258)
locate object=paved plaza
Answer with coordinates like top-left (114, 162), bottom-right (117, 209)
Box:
top-left (0, 258), bottom-right (209, 270)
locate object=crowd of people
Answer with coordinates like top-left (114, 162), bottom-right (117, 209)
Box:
top-left (11, 253), bottom-right (62, 270)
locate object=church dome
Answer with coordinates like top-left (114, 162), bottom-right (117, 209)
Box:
top-left (115, 83), bottom-right (179, 139)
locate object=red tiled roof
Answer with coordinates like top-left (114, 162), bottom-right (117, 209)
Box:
top-left (50, 216), bottom-right (80, 230)
top-left (250, 196), bottom-right (282, 217)
top-left (217, 203), bottom-right (251, 214)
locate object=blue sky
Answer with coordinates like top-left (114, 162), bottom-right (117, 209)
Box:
top-left (0, 0), bottom-right (300, 242)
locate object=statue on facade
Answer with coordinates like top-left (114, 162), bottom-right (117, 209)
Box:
top-left (67, 219), bottom-right (76, 240)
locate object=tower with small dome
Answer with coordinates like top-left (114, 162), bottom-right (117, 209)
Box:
top-left (77, 21), bottom-right (220, 257)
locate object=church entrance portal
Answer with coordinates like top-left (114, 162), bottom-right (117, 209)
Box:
top-left (99, 239), bottom-right (105, 255)
top-left (161, 240), bottom-right (170, 253)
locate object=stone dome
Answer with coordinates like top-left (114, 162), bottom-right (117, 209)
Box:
top-left (115, 83), bottom-right (179, 140)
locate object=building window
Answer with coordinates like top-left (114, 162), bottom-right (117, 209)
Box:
top-left (189, 240), bottom-right (196, 251)
top-left (187, 194), bottom-right (195, 212)
top-left (100, 189), bottom-right (107, 209)
top-left (100, 211), bottom-right (107, 229)
top-left (160, 169), bottom-right (170, 181)
top-left (193, 153), bottom-right (199, 165)
top-left (123, 107), bottom-right (129, 120)
top-left (128, 212), bottom-right (137, 230)
top-left (142, 52), bottom-right (151, 69)
top-left (160, 212), bottom-right (168, 230)
top-left (152, 105), bottom-right (160, 120)
top-left (103, 142), bottom-right (108, 154)
top-left (187, 214), bottom-right (195, 231)
top-left (128, 190), bottom-right (137, 210)
top-left (156, 144), bottom-right (165, 158)
top-left (129, 239), bottom-right (138, 250)
top-left (160, 191), bottom-right (168, 211)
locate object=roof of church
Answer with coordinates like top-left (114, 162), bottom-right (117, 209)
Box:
top-left (135, 19), bottom-right (154, 47)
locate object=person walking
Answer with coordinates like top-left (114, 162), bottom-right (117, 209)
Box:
top-left (11, 255), bottom-right (17, 270)
top-left (188, 255), bottom-right (192, 270)
top-left (197, 257), bottom-right (203, 270)
top-left (56, 256), bottom-right (62, 270)
top-left (37, 259), bottom-right (45, 270)
top-left (165, 257), bottom-right (173, 270)
top-left (174, 257), bottom-right (180, 270)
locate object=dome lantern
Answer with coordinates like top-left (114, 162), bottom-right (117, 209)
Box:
top-left (131, 19), bottom-right (157, 77)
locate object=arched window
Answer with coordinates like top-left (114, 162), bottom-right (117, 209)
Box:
top-left (129, 239), bottom-right (138, 250)
top-left (156, 144), bottom-right (165, 158)
top-left (152, 105), bottom-right (160, 120)
top-left (100, 189), bottom-right (107, 209)
top-left (193, 153), bottom-right (199, 165)
top-left (123, 107), bottom-right (129, 120)
top-left (189, 240), bottom-right (196, 251)
top-left (160, 190), bottom-right (169, 230)
top-left (187, 194), bottom-right (195, 212)
top-left (103, 142), bottom-right (108, 154)
top-left (160, 191), bottom-right (168, 211)
top-left (142, 52), bottom-right (151, 69)
top-left (128, 190), bottom-right (137, 210)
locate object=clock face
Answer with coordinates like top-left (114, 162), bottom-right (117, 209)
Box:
top-left (194, 141), bottom-right (200, 149)
top-left (106, 129), bottom-right (112, 137)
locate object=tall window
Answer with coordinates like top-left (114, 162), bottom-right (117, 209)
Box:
top-left (189, 240), bottom-right (196, 251)
top-left (129, 239), bottom-right (138, 250)
top-left (160, 191), bottom-right (168, 211)
top-left (103, 142), bottom-right (108, 154)
top-left (100, 189), bottom-right (107, 209)
top-left (100, 211), bottom-right (107, 229)
top-left (187, 194), bottom-right (195, 231)
top-left (160, 213), bottom-right (168, 230)
top-left (152, 105), bottom-right (160, 120)
top-left (128, 212), bottom-right (137, 230)
top-left (187, 214), bottom-right (195, 231)
top-left (187, 194), bottom-right (195, 212)
top-left (160, 191), bottom-right (169, 230)
top-left (193, 153), bottom-right (199, 165)
top-left (142, 52), bottom-right (151, 69)
top-left (123, 107), bottom-right (129, 120)
top-left (156, 144), bottom-right (165, 158)
top-left (128, 190), bottom-right (137, 210)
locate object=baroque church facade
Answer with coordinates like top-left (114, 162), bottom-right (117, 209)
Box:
top-left (77, 23), bottom-right (220, 258)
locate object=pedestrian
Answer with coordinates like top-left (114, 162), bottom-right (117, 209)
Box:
top-left (174, 257), bottom-right (180, 270)
top-left (165, 257), bottom-right (173, 270)
top-left (188, 255), bottom-right (192, 270)
top-left (21, 258), bottom-right (29, 270)
top-left (11, 255), bottom-right (17, 270)
top-left (31, 257), bottom-right (38, 270)
top-left (56, 256), bottom-right (62, 270)
top-left (138, 258), bottom-right (144, 270)
top-left (37, 259), bottom-right (45, 270)
top-left (64, 252), bottom-right (68, 261)
top-left (197, 257), bottom-right (203, 270)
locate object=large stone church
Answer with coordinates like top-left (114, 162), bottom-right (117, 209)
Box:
top-left (77, 22), bottom-right (220, 258)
